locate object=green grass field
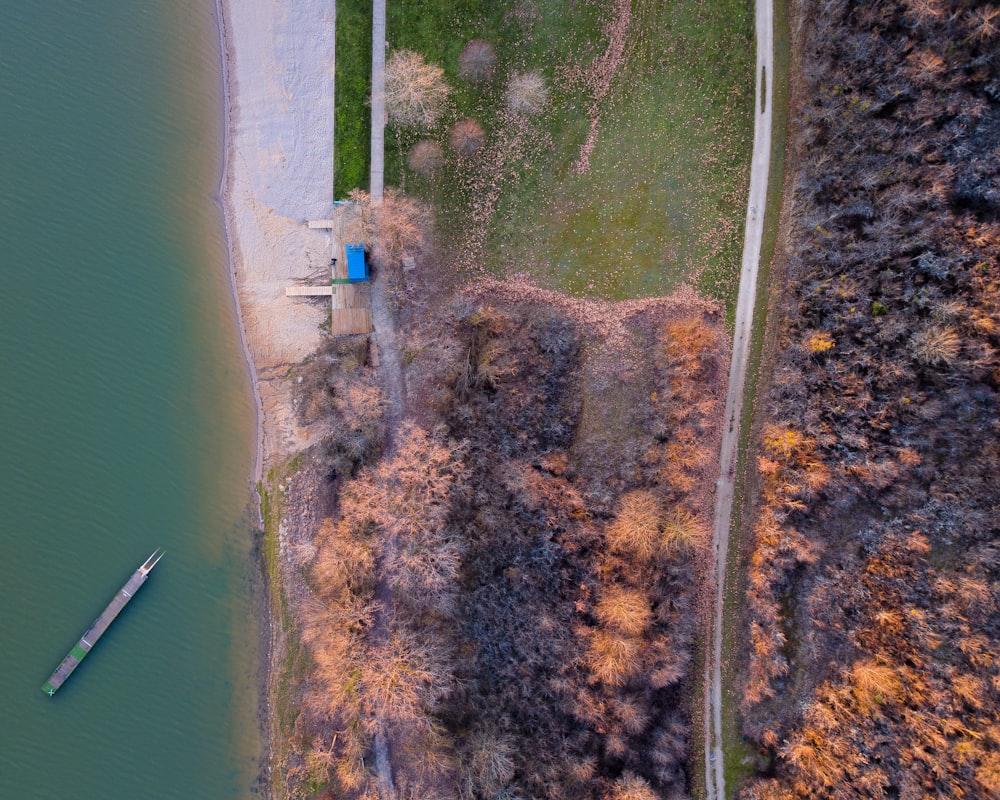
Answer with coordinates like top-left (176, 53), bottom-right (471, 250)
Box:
top-left (335, 0), bottom-right (754, 308)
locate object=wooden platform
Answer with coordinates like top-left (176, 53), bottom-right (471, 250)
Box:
top-left (285, 207), bottom-right (373, 334)
top-left (42, 550), bottom-right (163, 696)
top-left (285, 285), bottom-right (333, 297)
top-left (332, 282), bottom-right (373, 335)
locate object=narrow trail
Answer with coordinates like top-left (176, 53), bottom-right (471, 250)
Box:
top-left (367, 256), bottom-right (405, 799)
top-left (703, 0), bottom-right (774, 798)
top-left (371, 256), bottom-right (406, 797)
top-left (366, 0), bottom-right (398, 793)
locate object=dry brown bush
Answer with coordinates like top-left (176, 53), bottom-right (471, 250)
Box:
top-left (349, 188), bottom-right (429, 265)
top-left (361, 629), bottom-right (452, 735)
top-left (587, 629), bottom-right (640, 686)
top-left (505, 70), bottom-right (549, 115)
top-left (614, 696), bottom-right (652, 736)
top-left (662, 507), bottom-right (707, 553)
top-left (449, 118), bottom-right (485, 157)
top-left (406, 139), bottom-right (445, 177)
top-left (976, 751), bottom-right (1000, 798)
top-left (604, 772), bottom-right (658, 800)
top-left (606, 490), bottom-right (662, 561)
top-left (384, 49), bottom-right (450, 129)
top-left (595, 587), bottom-right (652, 636)
top-left (457, 39), bottom-right (496, 83)
top-left (848, 661), bottom-right (904, 713)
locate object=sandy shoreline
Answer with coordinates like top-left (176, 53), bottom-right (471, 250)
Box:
top-left (214, 0), bottom-right (339, 478)
top-left (212, 0), bottom-right (342, 791)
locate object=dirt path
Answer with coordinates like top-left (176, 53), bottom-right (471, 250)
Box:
top-left (366, 0), bottom-right (400, 792)
top-left (703, 0), bottom-right (774, 797)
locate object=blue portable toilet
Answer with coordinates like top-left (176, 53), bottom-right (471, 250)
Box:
top-left (345, 243), bottom-right (369, 282)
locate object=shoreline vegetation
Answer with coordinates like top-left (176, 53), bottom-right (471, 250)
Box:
top-left (217, 0), bottom-right (758, 796)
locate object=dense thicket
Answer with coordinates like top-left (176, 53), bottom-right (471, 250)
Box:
top-left (289, 291), bottom-right (727, 799)
top-left (741, 1), bottom-right (1000, 798)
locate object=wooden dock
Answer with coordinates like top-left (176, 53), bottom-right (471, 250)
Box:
top-left (287, 210), bottom-right (373, 335)
top-left (331, 237), bottom-right (372, 334)
top-left (42, 549), bottom-right (164, 696)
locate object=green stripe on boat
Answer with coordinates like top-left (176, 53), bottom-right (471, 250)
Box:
top-left (41, 682), bottom-right (56, 696)
top-left (70, 644), bottom-right (88, 661)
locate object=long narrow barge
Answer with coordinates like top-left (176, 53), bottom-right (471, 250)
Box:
top-left (42, 549), bottom-right (164, 696)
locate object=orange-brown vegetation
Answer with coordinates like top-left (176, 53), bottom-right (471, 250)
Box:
top-left (348, 188), bottom-right (430, 267)
top-left (284, 284), bottom-right (729, 798)
top-left (740, 0), bottom-right (1000, 797)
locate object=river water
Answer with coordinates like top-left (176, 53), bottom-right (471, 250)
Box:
top-left (0, 1), bottom-right (262, 797)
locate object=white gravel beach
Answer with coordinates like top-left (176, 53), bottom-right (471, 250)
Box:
top-left (216, 0), bottom-right (339, 468)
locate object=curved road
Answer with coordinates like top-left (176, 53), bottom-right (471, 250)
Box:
top-left (704, 0), bottom-right (774, 798)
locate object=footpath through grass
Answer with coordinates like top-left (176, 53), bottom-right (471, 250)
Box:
top-left (334, 0), bottom-right (755, 307)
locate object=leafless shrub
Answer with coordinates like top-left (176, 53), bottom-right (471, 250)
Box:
top-left (587, 629), bottom-right (640, 686)
top-left (385, 49), bottom-right (450, 129)
top-left (604, 772), bottom-right (658, 800)
top-left (505, 70), bottom-right (549, 115)
top-left (596, 587), bottom-right (652, 636)
top-left (349, 188), bottom-right (429, 265)
top-left (607, 490), bottom-right (662, 561)
top-left (465, 731), bottom-right (516, 795)
top-left (966, 5), bottom-right (1000, 42)
top-left (458, 39), bottom-right (496, 83)
top-left (910, 325), bottom-right (961, 366)
top-left (449, 118), bottom-right (485, 157)
top-left (614, 696), bottom-right (652, 735)
top-left (407, 139), bottom-right (445, 177)
top-left (662, 508), bottom-right (707, 552)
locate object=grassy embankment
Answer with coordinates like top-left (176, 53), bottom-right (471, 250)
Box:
top-left (257, 455), bottom-right (311, 796)
top-left (336, 0), bottom-right (755, 311)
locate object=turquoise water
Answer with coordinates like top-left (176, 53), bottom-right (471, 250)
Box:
top-left (0, 1), bottom-right (261, 797)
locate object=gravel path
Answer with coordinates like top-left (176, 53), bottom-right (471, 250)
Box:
top-left (703, 0), bottom-right (774, 797)
top-left (369, 0), bottom-right (386, 202)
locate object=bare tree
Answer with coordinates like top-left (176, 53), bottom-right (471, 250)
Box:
top-left (384, 49), bottom-right (450, 130)
top-left (449, 118), bottom-right (485, 157)
top-left (407, 140), bottom-right (445, 177)
top-left (348, 188), bottom-right (429, 265)
top-left (458, 39), bottom-right (496, 83)
top-left (505, 70), bottom-right (549, 115)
